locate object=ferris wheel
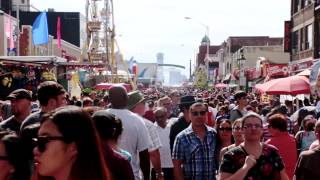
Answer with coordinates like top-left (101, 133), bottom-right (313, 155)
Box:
top-left (85, 0), bottom-right (115, 69)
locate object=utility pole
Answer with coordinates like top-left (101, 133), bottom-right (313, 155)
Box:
top-left (189, 59), bottom-right (192, 81)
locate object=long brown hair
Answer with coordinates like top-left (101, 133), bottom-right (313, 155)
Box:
top-left (32, 106), bottom-right (112, 180)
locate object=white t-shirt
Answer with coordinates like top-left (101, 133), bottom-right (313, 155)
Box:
top-left (107, 109), bottom-right (151, 180)
top-left (154, 122), bottom-right (174, 168)
top-left (143, 118), bottom-right (162, 152)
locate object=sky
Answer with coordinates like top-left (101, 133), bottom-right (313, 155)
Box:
top-left (31, 0), bottom-right (291, 76)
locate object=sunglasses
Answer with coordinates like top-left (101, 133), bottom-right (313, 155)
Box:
top-left (0, 156), bottom-right (8, 161)
top-left (219, 127), bottom-right (232, 132)
top-left (33, 136), bottom-right (66, 153)
top-left (191, 111), bottom-right (206, 116)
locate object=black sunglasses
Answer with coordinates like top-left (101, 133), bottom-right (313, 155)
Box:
top-left (33, 136), bottom-right (66, 153)
top-left (0, 156), bottom-right (8, 161)
top-left (219, 127), bottom-right (232, 132)
top-left (191, 111), bottom-right (206, 116)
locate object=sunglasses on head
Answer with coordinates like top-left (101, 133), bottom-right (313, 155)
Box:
top-left (191, 111), bottom-right (206, 116)
top-left (219, 127), bottom-right (232, 132)
top-left (33, 136), bottom-right (66, 153)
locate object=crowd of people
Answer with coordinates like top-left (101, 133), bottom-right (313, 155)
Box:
top-left (0, 81), bottom-right (320, 180)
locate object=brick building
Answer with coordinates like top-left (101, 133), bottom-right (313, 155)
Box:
top-left (289, 0), bottom-right (320, 74)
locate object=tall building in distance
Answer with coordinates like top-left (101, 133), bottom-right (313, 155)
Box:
top-left (156, 52), bottom-right (164, 83)
top-left (156, 52), bottom-right (164, 64)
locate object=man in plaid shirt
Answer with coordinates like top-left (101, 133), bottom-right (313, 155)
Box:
top-left (172, 102), bottom-right (217, 180)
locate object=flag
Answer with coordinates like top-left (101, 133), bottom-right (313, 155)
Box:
top-left (57, 16), bottom-right (61, 49)
top-left (32, 11), bottom-right (48, 45)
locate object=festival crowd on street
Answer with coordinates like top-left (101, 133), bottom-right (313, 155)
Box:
top-left (1, 81), bottom-right (320, 180)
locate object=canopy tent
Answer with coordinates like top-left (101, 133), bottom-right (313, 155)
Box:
top-left (255, 76), bottom-right (310, 95)
top-left (215, 83), bottom-right (228, 88)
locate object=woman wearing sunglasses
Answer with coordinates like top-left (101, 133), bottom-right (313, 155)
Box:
top-left (215, 119), bottom-right (233, 165)
top-left (32, 106), bottom-right (111, 180)
top-left (0, 130), bottom-right (30, 180)
top-left (219, 118), bottom-right (244, 163)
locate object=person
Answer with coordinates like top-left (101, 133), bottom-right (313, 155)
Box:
top-left (169, 90), bottom-right (181, 118)
top-left (169, 95), bottom-right (195, 152)
top-left (92, 110), bottom-right (135, 180)
top-left (294, 120), bottom-right (320, 179)
top-left (98, 93), bottom-right (109, 108)
top-left (172, 102), bottom-right (217, 180)
top-left (265, 114), bottom-right (297, 180)
top-left (229, 91), bottom-right (248, 122)
top-left (154, 107), bottom-right (174, 180)
top-left (20, 81), bottom-right (67, 132)
top-left (0, 89), bottom-right (32, 134)
top-left (158, 96), bottom-right (173, 118)
top-left (144, 100), bottom-right (156, 123)
top-left (82, 97), bottom-right (94, 108)
top-left (215, 119), bottom-right (233, 165)
top-left (295, 114), bottom-right (317, 154)
top-left (32, 106), bottom-right (111, 180)
top-left (219, 112), bottom-right (289, 180)
top-left (128, 90), bottom-right (163, 180)
top-left (0, 130), bottom-right (30, 180)
top-left (106, 85), bottom-right (151, 180)
top-left (219, 118), bottom-right (244, 164)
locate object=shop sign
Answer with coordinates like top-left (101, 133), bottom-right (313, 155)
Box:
top-left (266, 64), bottom-right (289, 77)
top-left (284, 21), bottom-right (291, 53)
top-left (290, 60), bottom-right (313, 72)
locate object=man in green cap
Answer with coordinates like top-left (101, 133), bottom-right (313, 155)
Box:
top-left (128, 90), bottom-right (164, 180)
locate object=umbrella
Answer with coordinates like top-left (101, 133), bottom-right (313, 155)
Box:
top-left (254, 76), bottom-right (310, 95)
top-left (215, 83), bottom-right (228, 88)
top-left (95, 83), bottom-right (132, 91)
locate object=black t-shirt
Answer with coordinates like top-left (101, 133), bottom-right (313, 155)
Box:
top-left (220, 144), bottom-right (285, 180)
top-left (169, 116), bottom-right (190, 152)
top-left (0, 116), bottom-right (21, 134)
top-left (294, 147), bottom-right (320, 180)
top-left (20, 111), bottom-right (45, 132)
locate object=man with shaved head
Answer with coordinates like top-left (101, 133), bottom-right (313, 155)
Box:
top-left (107, 85), bottom-right (152, 180)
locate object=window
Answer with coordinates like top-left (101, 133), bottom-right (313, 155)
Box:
top-left (300, 29), bottom-right (304, 51)
top-left (305, 24), bottom-right (313, 49)
top-left (293, 0), bottom-right (298, 13)
top-left (292, 31), bottom-right (299, 52)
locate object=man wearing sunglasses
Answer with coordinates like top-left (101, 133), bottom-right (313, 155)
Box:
top-left (172, 102), bottom-right (217, 180)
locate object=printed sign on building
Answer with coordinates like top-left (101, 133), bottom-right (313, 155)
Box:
top-left (266, 64), bottom-right (289, 77)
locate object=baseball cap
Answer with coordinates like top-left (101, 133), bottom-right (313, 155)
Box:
top-left (7, 89), bottom-right (32, 101)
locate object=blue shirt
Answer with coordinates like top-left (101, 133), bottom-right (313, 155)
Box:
top-left (172, 124), bottom-right (217, 180)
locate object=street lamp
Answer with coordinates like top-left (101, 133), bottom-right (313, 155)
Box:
top-left (237, 48), bottom-right (247, 92)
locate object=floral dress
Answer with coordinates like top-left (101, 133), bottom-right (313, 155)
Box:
top-left (220, 143), bottom-right (285, 180)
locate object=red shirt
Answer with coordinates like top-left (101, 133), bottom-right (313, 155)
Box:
top-left (266, 132), bottom-right (297, 179)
